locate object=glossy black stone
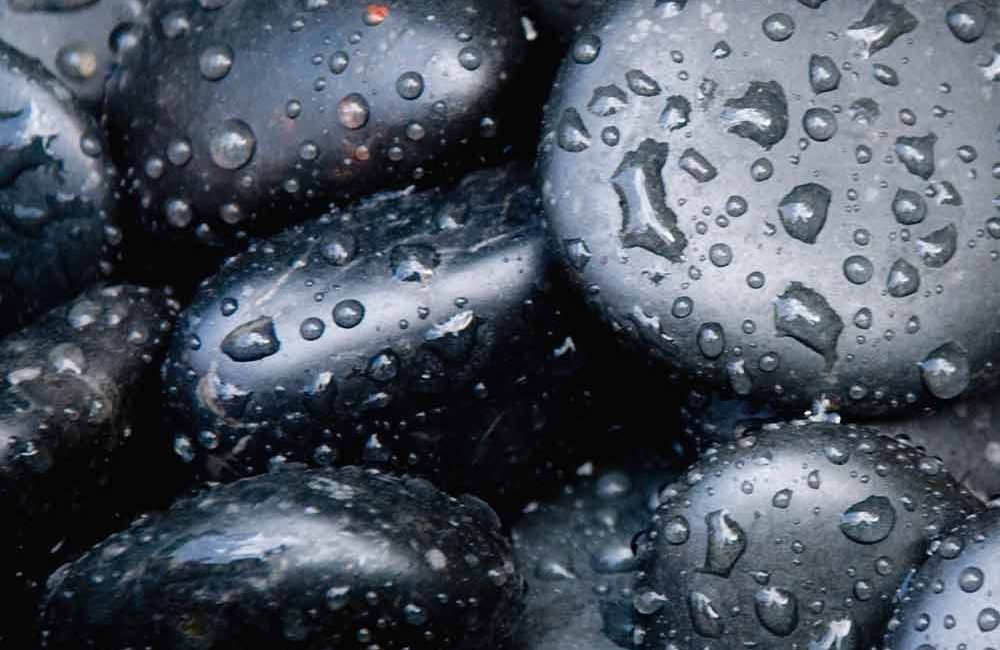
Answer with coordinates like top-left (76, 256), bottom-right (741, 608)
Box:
top-left (40, 466), bottom-right (525, 650)
top-left (884, 507), bottom-right (1000, 650)
top-left (105, 0), bottom-right (525, 258)
top-left (633, 422), bottom-right (983, 650)
top-left (0, 41), bottom-right (119, 336)
top-left (0, 283), bottom-right (175, 646)
top-left (540, 0), bottom-right (1000, 418)
top-left (0, 0), bottom-right (150, 110)
top-left (161, 166), bottom-right (572, 490)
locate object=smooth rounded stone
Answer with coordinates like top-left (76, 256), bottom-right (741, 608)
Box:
top-left (0, 41), bottom-right (120, 337)
top-left (884, 507), bottom-right (1000, 650)
top-left (0, 283), bottom-right (175, 646)
top-left (633, 422), bottom-right (983, 650)
top-left (511, 455), bottom-right (682, 650)
top-left (161, 166), bottom-right (571, 487)
top-left (40, 466), bottom-right (526, 650)
top-left (0, 0), bottom-right (150, 109)
top-left (105, 0), bottom-right (525, 255)
top-left (540, 0), bottom-right (1000, 419)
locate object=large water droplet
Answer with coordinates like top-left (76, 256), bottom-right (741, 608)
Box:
top-left (887, 259), bottom-right (920, 297)
top-left (209, 119), bottom-right (256, 170)
top-left (843, 255), bottom-right (874, 284)
top-left (572, 34), bottom-right (601, 64)
top-left (892, 188), bottom-right (927, 224)
top-left (612, 139), bottom-right (687, 261)
top-left (762, 13), bottom-right (795, 41)
top-left (919, 341), bottom-right (970, 399)
top-left (702, 509), bottom-right (746, 577)
top-left (688, 591), bottom-right (724, 638)
top-left (396, 71), bottom-right (424, 100)
top-left (697, 323), bottom-right (725, 359)
top-left (199, 45), bottom-right (234, 81)
top-left (391, 244), bottom-right (440, 282)
top-left (678, 148), bottom-right (717, 182)
top-left (774, 282), bottom-right (843, 367)
top-left (221, 316), bottom-right (281, 362)
top-left (917, 224), bottom-right (957, 268)
top-left (332, 299), bottom-right (365, 328)
top-left (337, 93), bottom-right (370, 130)
top-left (55, 42), bottom-right (98, 81)
top-left (755, 587), bottom-right (799, 637)
top-left (778, 183), bottom-right (831, 244)
top-left (803, 108), bottom-right (838, 141)
top-left (809, 54), bottom-right (841, 93)
top-left (947, 1), bottom-right (988, 42)
top-left (840, 495), bottom-right (896, 544)
top-left (895, 133), bottom-right (937, 180)
top-left (847, 0), bottom-right (919, 57)
top-left (721, 80), bottom-right (789, 149)
top-left (557, 108), bottom-right (591, 152)
top-left (660, 95), bottom-right (692, 131)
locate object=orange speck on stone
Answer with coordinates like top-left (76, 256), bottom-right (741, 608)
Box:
top-left (364, 4), bottom-right (389, 25)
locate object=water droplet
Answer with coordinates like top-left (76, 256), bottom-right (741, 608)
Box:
top-left (747, 271), bottom-right (766, 289)
top-left (557, 108), bottom-right (591, 153)
top-left (721, 80), bottom-right (789, 149)
top-left (873, 63), bottom-right (899, 86)
top-left (947, 1), bottom-right (988, 42)
top-left (958, 566), bottom-right (984, 592)
top-left (847, 0), bottom-right (919, 57)
top-left (892, 188), bottom-right (927, 224)
top-left (391, 244), bottom-right (440, 282)
top-left (173, 434), bottom-right (194, 462)
top-left (755, 587), bottom-right (799, 637)
top-left (803, 108), bottom-right (838, 141)
top-left (165, 197), bottom-right (193, 228)
top-left (679, 148), bottom-right (717, 182)
top-left (895, 133), bottom-right (937, 180)
top-left (564, 238), bottom-right (592, 271)
top-left (849, 97), bottom-right (881, 125)
top-left (697, 323), bottom-right (725, 359)
top-left (199, 45), bottom-right (233, 81)
top-left (209, 119), bottom-right (256, 170)
top-left (320, 233), bottom-right (357, 266)
top-left (333, 299), bottom-right (365, 328)
top-left (727, 359), bottom-right (753, 395)
top-left (457, 45), bottom-right (483, 71)
top-left (572, 34), bottom-right (601, 64)
top-left (220, 298), bottom-right (238, 316)
top-left (367, 350), bottom-right (399, 382)
top-left (55, 42), bottom-right (98, 81)
top-left (920, 341), bottom-right (970, 399)
top-left (588, 84), bottom-right (628, 117)
top-left (843, 255), bottom-right (874, 284)
top-left (978, 607), bottom-right (1000, 632)
top-left (328, 51), bottom-right (350, 75)
top-left (702, 509), bottom-right (747, 577)
top-left (221, 316), bottom-right (281, 362)
top-left (688, 591), bottom-right (724, 638)
top-left (326, 585), bottom-right (350, 611)
top-left (774, 282), bottom-right (843, 367)
top-left (712, 41), bottom-right (732, 59)
top-left (887, 258), bottom-right (920, 297)
top-left (613, 139), bottom-right (687, 261)
top-left (762, 13), bottom-right (795, 41)
top-left (660, 95), bottom-right (692, 131)
top-left (396, 71), bottom-right (424, 100)
top-left (751, 157), bottom-right (774, 181)
top-left (772, 489), bottom-right (793, 508)
top-left (809, 54), bottom-right (841, 93)
top-left (840, 495), bottom-right (896, 544)
top-left (626, 69), bottom-right (661, 96)
top-left (167, 138), bottom-right (193, 166)
top-left (299, 317), bottom-right (325, 341)
top-left (917, 224), bottom-right (957, 268)
top-left (778, 183), bottom-right (831, 244)
top-left (634, 590), bottom-right (668, 615)
top-left (337, 93), bottom-right (370, 130)
top-left (672, 296), bottom-right (694, 318)
top-left (664, 515), bottom-right (690, 544)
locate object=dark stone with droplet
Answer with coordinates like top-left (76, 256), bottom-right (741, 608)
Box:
top-left (635, 422), bottom-right (982, 650)
top-left (884, 508), bottom-right (1000, 650)
top-left (0, 42), bottom-right (118, 337)
top-left (40, 468), bottom-right (526, 650)
top-left (0, 283), bottom-right (176, 647)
